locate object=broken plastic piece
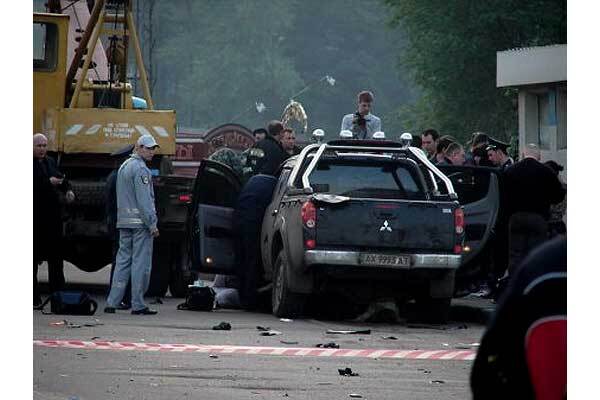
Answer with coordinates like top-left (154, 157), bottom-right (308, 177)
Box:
top-left (212, 322), bottom-right (231, 331)
top-left (327, 329), bottom-right (371, 335)
top-left (316, 342), bottom-right (340, 349)
top-left (338, 367), bottom-right (359, 377)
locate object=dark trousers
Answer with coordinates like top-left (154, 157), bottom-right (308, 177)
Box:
top-left (34, 258), bottom-right (65, 303)
top-left (508, 212), bottom-right (548, 276)
top-left (108, 229), bottom-right (131, 305)
top-left (235, 223), bottom-right (261, 311)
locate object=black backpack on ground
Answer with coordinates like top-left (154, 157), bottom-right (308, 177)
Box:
top-left (36, 291), bottom-right (98, 315)
top-left (177, 286), bottom-right (215, 311)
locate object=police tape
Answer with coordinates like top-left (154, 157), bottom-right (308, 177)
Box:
top-left (33, 339), bottom-right (476, 361)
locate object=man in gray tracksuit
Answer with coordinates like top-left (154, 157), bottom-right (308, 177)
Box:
top-left (105, 134), bottom-right (160, 315)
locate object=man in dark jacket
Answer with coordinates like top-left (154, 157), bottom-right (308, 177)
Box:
top-left (252, 120), bottom-right (288, 176)
top-left (233, 174), bottom-right (278, 310)
top-left (33, 133), bottom-right (75, 307)
top-left (502, 144), bottom-right (566, 276)
top-left (471, 235), bottom-right (566, 400)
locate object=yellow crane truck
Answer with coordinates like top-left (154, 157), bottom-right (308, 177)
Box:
top-left (34, 0), bottom-right (194, 296)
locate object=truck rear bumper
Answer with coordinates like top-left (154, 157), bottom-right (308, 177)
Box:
top-left (304, 250), bottom-right (461, 270)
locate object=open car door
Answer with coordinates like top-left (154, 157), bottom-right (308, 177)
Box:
top-left (189, 160), bottom-right (242, 275)
top-left (436, 165), bottom-right (501, 273)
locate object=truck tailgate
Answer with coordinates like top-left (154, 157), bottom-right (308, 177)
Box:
top-left (315, 200), bottom-right (457, 251)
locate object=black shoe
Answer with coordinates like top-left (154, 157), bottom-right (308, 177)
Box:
top-left (117, 301), bottom-right (131, 310)
top-left (104, 307), bottom-right (116, 314)
top-left (131, 307), bottom-right (157, 315)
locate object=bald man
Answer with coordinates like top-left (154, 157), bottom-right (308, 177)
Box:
top-left (33, 133), bottom-right (75, 307)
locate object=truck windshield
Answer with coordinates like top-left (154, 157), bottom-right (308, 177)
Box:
top-left (309, 159), bottom-right (426, 200)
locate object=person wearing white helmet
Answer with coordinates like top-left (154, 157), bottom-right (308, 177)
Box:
top-left (400, 132), bottom-right (412, 147)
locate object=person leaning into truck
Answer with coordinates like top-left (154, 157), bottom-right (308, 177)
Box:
top-left (104, 135), bottom-right (160, 315)
top-left (251, 120), bottom-right (289, 176)
top-left (340, 90), bottom-right (382, 139)
top-left (33, 133), bottom-right (76, 307)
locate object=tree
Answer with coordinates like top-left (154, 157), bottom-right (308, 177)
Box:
top-left (383, 0), bottom-right (567, 142)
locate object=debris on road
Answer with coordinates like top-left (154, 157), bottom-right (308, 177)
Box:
top-left (417, 368), bottom-right (431, 374)
top-left (381, 335), bottom-right (398, 340)
top-left (430, 380), bottom-right (445, 384)
top-left (279, 318), bottom-right (293, 322)
top-left (82, 319), bottom-right (103, 327)
top-left (316, 342), bottom-right (340, 349)
top-left (209, 354), bottom-right (219, 359)
top-left (327, 329), bottom-right (371, 335)
top-left (454, 342), bottom-right (480, 349)
top-left (260, 330), bottom-right (282, 336)
top-left (280, 340), bottom-right (299, 345)
top-left (256, 326), bottom-right (270, 331)
top-left (212, 322), bottom-right (232, 331)
top-left (348, 393), bottom-right (363, 398)
top-left (338, 367), bottom-right (360, 377)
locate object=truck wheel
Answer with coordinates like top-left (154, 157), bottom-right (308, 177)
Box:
top-left (416, 297), bottom-right (452, 324)
top-left (272, 250), bottom-right (307, 318)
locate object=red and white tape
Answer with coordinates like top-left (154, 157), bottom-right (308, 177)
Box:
top-left (34, 339), bottom-right (475, 361)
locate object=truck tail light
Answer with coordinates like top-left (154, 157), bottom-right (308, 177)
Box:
top-left (178, 194), bottom-right (192, 203)
top-left (454, 208), bottom-right (464, 235)
top-left (301, 201), bottom-right (316, 229)
top-left (305, 239), bottom-right (316, 249)
top-left (454, 244), bottom-right (463, 254)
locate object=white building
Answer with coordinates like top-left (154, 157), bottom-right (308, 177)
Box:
top-left (497, 44), bottom-right (567, 181)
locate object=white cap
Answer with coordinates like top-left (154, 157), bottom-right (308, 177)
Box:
top-left (137, 134), bottom-right (159, 148)
top-left (400, 132), bottom-right (412, 141)
top-left (340, 130), bottom-right (353, 139)
top-left (373, 131), bottom-right (386, 140)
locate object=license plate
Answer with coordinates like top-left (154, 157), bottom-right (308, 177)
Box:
top-left (359, 254), bottom-right (411, 267)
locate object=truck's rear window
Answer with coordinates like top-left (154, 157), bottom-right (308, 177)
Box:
top-left (309, 160), bottom-right (426, 200)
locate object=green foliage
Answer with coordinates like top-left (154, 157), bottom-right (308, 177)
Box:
top-left (134, 0), bottom-right (415, 139)
top-left (383, 0), bottom-right (566, 143)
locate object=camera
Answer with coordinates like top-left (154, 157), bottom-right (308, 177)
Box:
top-left (353, 112), bottom-right (367, 128)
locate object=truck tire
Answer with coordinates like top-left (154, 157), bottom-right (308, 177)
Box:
top-left (272, 250), bottom-right (307, 318)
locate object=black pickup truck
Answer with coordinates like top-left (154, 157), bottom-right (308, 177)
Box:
top-left (188, 140), bottom-right (465, 322)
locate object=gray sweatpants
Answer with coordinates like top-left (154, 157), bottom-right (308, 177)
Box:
top-left (106, 228), bottom-right (154, 311)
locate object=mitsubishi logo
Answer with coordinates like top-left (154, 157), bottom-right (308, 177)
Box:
top-left (379, 220), bottom-right (392, 232)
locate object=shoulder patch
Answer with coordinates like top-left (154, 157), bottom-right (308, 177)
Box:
top-left (141, 175), bottom-right (150, 185)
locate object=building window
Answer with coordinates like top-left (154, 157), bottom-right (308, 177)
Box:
top-left (557, 88), bottom-right (567, 150)
top-left (33, 22), bottom-right (58, 72)
top-left (537, 93), bottom-right (552, 150)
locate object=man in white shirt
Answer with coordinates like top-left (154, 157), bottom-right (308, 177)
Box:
top-left (340, 90), bottom-right (382, 139)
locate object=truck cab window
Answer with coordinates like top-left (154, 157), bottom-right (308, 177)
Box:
top-left (33, 22), bottom-right (58, 71)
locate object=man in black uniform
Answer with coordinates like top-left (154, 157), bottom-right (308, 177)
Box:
top-left (105, 144), bottom-right (135, 309)
top-left (502, 144), bottom-right (565, 276)
top-left (486, 138), bottom-right (513, 170)
top-left (471, 235), bottom-right (566, 400)
top-left (252, 120), bottom-right (288, 176)
top-left (33, 133), bottom-right (75, 307)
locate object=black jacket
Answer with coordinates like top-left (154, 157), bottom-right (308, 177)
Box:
top-left (502, 158), bottom-right (565, 220)
top-left (34, 157), bottom-right (71, 259)
top-left (253, 136), bottom-right (288, 176)
top-left (471, 236), bottom-right (566, 399)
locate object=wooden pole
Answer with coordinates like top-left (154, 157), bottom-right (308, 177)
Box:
top-left (126, 10), bottom-right (154, 109)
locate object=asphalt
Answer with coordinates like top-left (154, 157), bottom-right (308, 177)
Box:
top-left (34, 263), bottom-right (494, 400)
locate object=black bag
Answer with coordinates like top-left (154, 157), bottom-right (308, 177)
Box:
top-left (37, 291), bottom-right (98, 315)
top-left (177, 286), bottom-right (215, 311)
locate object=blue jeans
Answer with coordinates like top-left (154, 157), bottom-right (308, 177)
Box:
top-left (106, 228), bottom-right (153, 311)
